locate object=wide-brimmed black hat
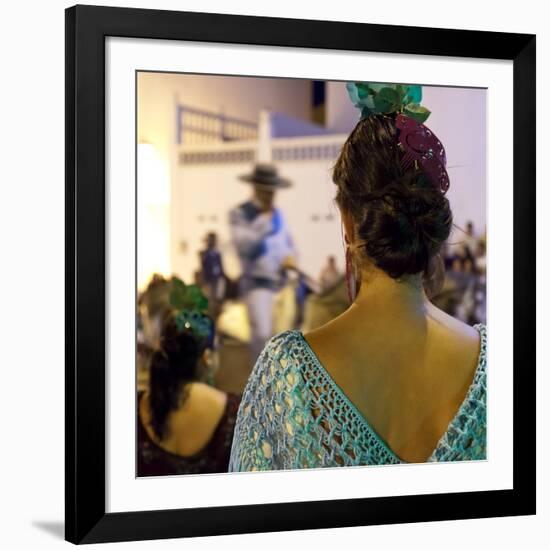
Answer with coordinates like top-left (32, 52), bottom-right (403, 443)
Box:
top-left (238, 163), bottom-right (292, 189)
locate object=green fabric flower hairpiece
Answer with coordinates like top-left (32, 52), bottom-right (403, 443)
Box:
top-left (174, 310), bottom-right (213, 340)
top-left (346, 82), bottom-right (431, 123)
top-left (169, 277), bottom-right (212, 341)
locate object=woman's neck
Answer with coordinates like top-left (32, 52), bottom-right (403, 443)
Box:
top-left (351, 268), bottom-right (428, 320)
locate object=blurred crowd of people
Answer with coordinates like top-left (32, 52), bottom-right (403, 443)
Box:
top-left (435, 221), bottom-right (487, 325)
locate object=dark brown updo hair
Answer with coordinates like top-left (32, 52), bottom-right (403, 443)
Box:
top-left (333, 113), bottom-right (452, 281)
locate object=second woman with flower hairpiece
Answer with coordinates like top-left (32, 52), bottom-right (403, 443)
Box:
top-left (229, 83), bottom-right (486, 471)
top-left (137, 279), bottom-right (241, 476)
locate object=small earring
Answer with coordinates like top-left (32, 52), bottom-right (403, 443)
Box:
top-left (345, 244), bottom-right (357, 303)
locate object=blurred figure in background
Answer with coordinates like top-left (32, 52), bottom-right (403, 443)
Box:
top-left (137, 280), bottom-right (241, 476)
top-left (137, 274), bottom-right (173, 391)
top-left (198, 231), bottom-right (226, 320)
top-left (452, 221), bottom-right (479, 271)
top-left (319, 255), bottom-right (342, 292)
top-left (138, 274), bottom-right (172, 349)
top-left (456, 257), bottom-right (477, 323)
top-left (462, 221), bottom-right (478, 262)
top-left (229, 163), bottom-right (296, 363)
top-left (300, 275), bottom-right (348, 332)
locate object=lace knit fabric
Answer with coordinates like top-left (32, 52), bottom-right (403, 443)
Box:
top-left (229, 324), bottom-right (486, 471)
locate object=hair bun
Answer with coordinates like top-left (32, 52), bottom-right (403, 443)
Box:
top-left (359, 176), bottom-right (452, 278)
top-left (333, 113), bottom-right (452, 280)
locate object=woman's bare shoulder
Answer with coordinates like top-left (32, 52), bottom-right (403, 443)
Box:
top-left (187, 382), bottom-right (227, 408)
top-left (426, 303), bottom-right (481, 345)
top-left (302, 309), bottom-right (348, 346)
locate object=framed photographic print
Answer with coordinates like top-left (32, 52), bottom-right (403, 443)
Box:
top-left (65, 4), bottom-right (536, 544)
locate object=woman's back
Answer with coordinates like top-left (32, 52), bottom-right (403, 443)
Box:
top-left (302, 298), bottom-right (483, 463)
top-left (228, 316), bottom-right (486, 471)
top-left (138, 383), bottom-right (241, 476)
top-left (140, 382), bottom-right (228, 456)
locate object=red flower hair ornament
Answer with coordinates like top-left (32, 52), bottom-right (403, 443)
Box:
top-left (395, 113), bottom-right (450, 194)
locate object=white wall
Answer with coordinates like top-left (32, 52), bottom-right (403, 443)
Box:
top-left (138, 72), bottom-right (311, 165)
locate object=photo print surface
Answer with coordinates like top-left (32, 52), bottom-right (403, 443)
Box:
top-left (136, 72), bottom-right (487, 477)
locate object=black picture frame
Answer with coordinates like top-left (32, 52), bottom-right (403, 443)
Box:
top-left (65, 4), bottom-right (536, 544)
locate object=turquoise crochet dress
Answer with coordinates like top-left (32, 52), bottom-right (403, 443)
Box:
top-left (229, 324), bottom-right (486, 471)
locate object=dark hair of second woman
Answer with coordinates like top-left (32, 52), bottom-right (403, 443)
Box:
top-left (148, 311), bottom-right (208, 440)
top-left (332, 113), bottom-right (453, 286)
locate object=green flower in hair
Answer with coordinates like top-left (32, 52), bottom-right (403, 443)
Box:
top-left (169, 277), bottom-right (209, 313)
top-left (168, 277), bottom-right (213, 342)
top-left (346, 82), bottom-right (430, 123)
top-left (174, 310), bottom-right (213, 340)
